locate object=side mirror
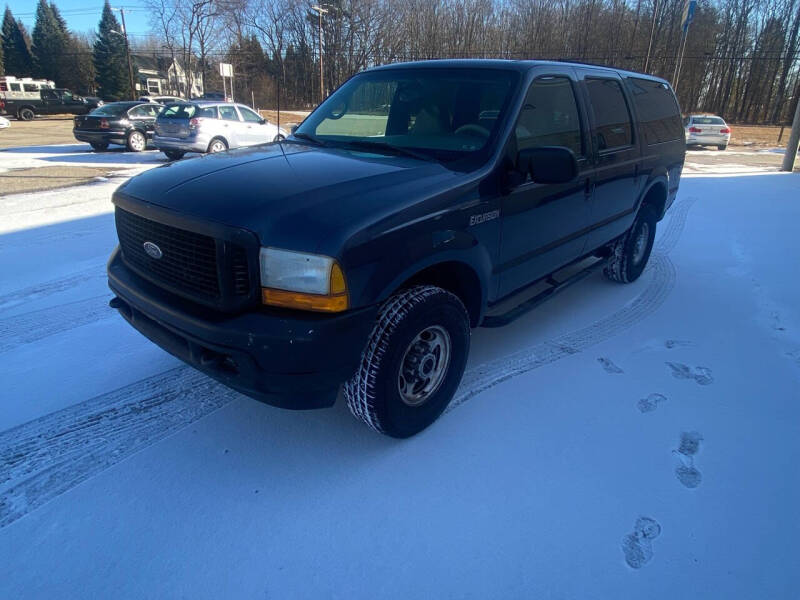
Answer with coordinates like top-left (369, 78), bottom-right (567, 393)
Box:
top-left (517, 147), bottom-right (578, 184)
top-left (259, 117), bottom-right (267, 125)
top-left (290, 124), bottom-right (298, 134)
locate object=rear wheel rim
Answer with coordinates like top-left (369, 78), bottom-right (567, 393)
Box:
top-left (210, 141), bottom-right (226, 153)
top-left (397, 325), bottom-right (452, 407)
top-left (130, 132), bottom-right (145, 151)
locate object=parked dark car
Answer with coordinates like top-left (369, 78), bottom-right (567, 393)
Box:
top-left (107, 59), bottom-right (685, 437)
top-left (1, 88), bottom-right (100, 121)
top-left (74, 101), bottom-right (162, 152)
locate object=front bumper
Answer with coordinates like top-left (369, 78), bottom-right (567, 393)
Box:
top-left (108, 247), bottom-right (377, 409)
top-left (74, 129), bottom-right (127, 145)
top-left (153, 134), bottom-right (208, 153)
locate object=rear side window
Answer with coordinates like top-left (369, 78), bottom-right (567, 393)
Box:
top-left (197, 106), bottom-right (217, 118)
top-left (218, 106), bottom-right (240, 121)
top-left (514, 76), bottom-right (583, 157)
top-left (626, 77), bottom-right (682, 144)
top-left (585, 78), bottom-right (633, 150)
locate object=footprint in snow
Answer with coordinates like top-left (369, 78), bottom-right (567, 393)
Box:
top-left (598, 357), bottom-right (624, 374)
top-left (673, 431), bottom-right (703, 489)
top-left (665, 339), bottom-right (693, 349)
top-left (666, 362), bottom-right (714, 385)
top-left (637, 393), bottom-right (667, 413)
top-left (621, 516), bottom-right (662, 569)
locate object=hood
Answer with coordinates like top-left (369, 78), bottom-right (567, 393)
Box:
top-left (116, 143), bottom-right (463, 254)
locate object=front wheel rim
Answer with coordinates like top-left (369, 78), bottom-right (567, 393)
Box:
top-left (130, 133), bottom-right (145, 150)
top-left (397, 325), bottom-right (452, 406)
top-left (632, 221), bottom-right (650, 265)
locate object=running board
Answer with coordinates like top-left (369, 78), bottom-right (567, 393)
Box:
top-left (481, 257), bottom-right (608, 328)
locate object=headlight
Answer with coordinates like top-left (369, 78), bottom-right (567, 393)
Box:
top-left (259, 248), bottom-right (348, 313)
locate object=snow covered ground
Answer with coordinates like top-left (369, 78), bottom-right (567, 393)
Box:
top-left (1, 146), bottom-right (799, 598)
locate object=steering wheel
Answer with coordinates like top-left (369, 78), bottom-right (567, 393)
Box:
top-left (454, 124), bottom-right (490, 138)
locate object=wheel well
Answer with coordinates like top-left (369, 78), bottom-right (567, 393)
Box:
top-left (401, 261), bottom-right (483, 326)
top-left (208, 136), bottom-right (228, 149)
top-left (641, 182), bottom-right (667, 220)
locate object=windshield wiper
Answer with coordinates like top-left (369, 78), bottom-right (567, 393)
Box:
top-left (338, 140), bottom-right (437, 162)
top-left (290, 132), bottom-right (327, 146)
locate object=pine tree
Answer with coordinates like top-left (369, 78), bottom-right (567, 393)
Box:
top-left (0, 23), bottom-right (5, 76)
top-left (93, 0), bottom-right (131, 100)
top-left (2, 8), bottom-right (34, 77)
top-left (31, 0), bottom-right (68, 81)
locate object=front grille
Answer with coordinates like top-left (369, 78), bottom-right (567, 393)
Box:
top-left (116, 207), bottom-right (221, 300)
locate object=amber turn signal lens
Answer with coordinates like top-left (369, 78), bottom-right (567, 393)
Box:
top-left (262, 288), bottom-right (349, 313)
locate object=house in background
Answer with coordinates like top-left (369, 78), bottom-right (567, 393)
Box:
top-left (131, 55), bottom-right (204, 99)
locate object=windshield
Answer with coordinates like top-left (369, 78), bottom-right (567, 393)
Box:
top-left (161, 104), bottom-right (198, 119)
top-left (295, 68), bottom-right (519, 161)
top-left (90, 104), bottom-right (129, 116)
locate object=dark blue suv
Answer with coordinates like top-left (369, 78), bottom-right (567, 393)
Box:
top-left (107, 59), bottom-right (685, 437)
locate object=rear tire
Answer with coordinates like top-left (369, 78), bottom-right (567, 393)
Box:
top-left (604, 205), bottom-right (657, 284)
top-left (344, 285), bottom-right (471, 438)
top-left (207, 138), bottom-right (228, 153)
top-left (126, 130), bottom-right (146, 152)
top-left (717, 144), bottom-right (727, 151)
top-left (90, 142), bottom-right (109, 152)
top-left (163, 149), bottom-right (185, 160)
top-left (18, 108), bottom-right (35, 121)
top-left (273, 134), bottom-right (285, 142)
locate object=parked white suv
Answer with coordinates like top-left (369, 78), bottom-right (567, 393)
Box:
top-left (684, 114), bottom-right (731, 150)
top-left (153, 101), bottom-right (288, 160)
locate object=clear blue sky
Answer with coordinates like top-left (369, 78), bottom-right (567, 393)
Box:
top-left (5, 0), bottom-right (152, 38)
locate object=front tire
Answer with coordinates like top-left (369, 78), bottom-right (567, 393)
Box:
top-left (126, 130), bottom-right (146, 152)
top-left (604, 205), bottom-right (657, 283)
top-left (344, 285), bottom-right (471, 438)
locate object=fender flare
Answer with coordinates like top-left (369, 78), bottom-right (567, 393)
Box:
top-left (373, 246), bottom-right (493, 326)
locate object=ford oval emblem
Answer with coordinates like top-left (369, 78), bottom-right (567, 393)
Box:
top-left (143, 241), bottom-right (163, 259)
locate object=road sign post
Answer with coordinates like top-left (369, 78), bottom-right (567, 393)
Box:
top-left (219, 63), bottom-right (233, 102)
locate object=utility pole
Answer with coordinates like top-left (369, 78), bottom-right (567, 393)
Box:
top-left (311, 5), bottom-right (328, 104)
top-left (672, 0), bottom-right (696, 92)
top-left (644, 0), bottom-right (659, 72)
top-left (781, 92), bottom-right (800, 172)
top-left (113, 7), bottom-right (136, 100)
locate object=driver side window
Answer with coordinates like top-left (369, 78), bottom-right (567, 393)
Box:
top-left (239, 107), bottom-right (262, 123)
top-left (513, 76), bottom-right (583, 158)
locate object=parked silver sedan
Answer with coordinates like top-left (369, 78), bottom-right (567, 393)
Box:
top-left (153, 101), bottom-right (287, 160)
top-left (684, 114), bottom-right (731, 150)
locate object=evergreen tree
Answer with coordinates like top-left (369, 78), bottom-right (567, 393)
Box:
top-left (2, 8), bottom-right (34, 76)
top-left (31, 0), bottom-right (68, 81)
top-left (0, 22), bottom-right (4, 76)
top-left (93, 0), bottom-right (131, 100)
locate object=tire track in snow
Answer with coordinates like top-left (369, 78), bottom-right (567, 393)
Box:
top-left (448, 194), bottom-right (696, 411)
top-left (0, 295), bottom-right (113, 354)
top-left (0, 195), bottom-right (696, 528)
top-left (0, 265), bottom-right (106, 314)
top-left (0, 367), bottom-right (238, 529)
